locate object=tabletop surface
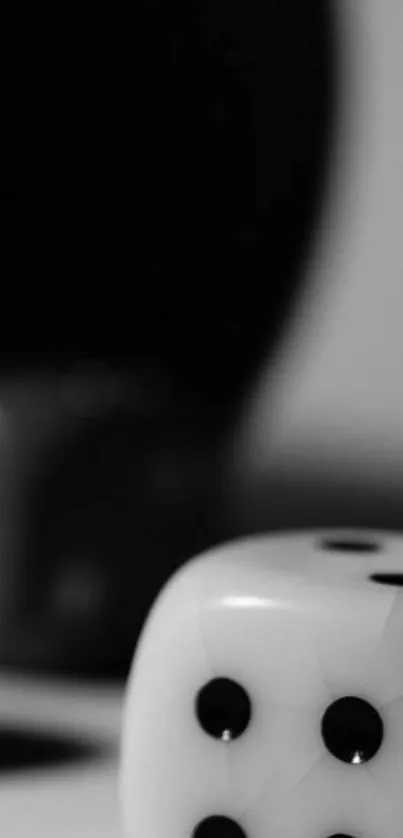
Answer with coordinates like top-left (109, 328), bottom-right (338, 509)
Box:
top-left (0, 673), bottom-right (124, 838)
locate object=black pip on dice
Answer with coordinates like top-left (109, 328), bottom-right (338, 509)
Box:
top-left (120, 531), bottom-right (403, 838)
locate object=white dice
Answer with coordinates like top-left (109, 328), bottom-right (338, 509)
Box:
top-left (120, 530), bottom-right (403, 838)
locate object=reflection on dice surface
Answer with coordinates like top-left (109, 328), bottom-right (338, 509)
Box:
top-left (120, 530), bottom-right (403, 838)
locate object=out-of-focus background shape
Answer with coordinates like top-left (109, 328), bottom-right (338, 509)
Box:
top-left (236, 0), bottom-right (403, 536)
top-left (0, 0), bottom-right (336, 680)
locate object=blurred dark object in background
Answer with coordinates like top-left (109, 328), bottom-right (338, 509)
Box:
top-left (230, 469), bottom-right (403, 538)
top-left (0, 1), bottom-right (335, 678)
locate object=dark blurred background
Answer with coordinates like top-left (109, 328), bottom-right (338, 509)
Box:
top-left (0, 0), bottom-right (336, 678)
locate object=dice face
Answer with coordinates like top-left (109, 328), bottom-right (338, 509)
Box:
top-left (120, 530), bottom-right (403, 838)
